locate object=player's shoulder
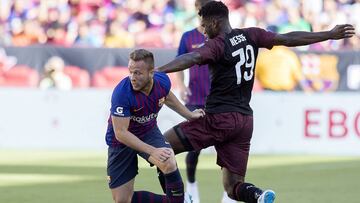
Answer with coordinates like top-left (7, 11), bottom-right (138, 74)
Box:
top-left (240, 27), bottom-right (264, 33)
top-left (181, 28), bottom-right (199, 37)
top-left (154, 72), bottom-right (170, 85)
top-left (241, 27), bottom-right (275, 39)
top-left (154, 72), bottom-right (171, 92)
top-left (113, 76), bottom-right (131, 95)
top-left (182, 28), bottom-right (203, 40)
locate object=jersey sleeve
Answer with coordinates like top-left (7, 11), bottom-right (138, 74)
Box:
top-left (155, 72), bottom-right (171, 95)
top-left (177, 32), bottom-right (188, 56)
top-left (110, 82), bottom-right (131, 117)
top-left (194, 35), bottom-right (224, 64)
top-left (245, 27), bottom-right (276, 49)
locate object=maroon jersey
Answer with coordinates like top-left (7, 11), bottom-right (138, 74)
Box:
top-left (195, 27), bottom-right (276, 115)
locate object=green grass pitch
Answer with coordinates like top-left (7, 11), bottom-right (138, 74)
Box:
top-left (0, 150), bottom-right (359, 203)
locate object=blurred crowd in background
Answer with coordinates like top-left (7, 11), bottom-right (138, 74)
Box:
top-left (0, 0), bottom-right (359, 91)
top-left (0, 0), bottom-right (359, 50)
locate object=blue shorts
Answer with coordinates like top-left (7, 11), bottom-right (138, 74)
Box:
top-left (107, 126), bottom-right (171, 189)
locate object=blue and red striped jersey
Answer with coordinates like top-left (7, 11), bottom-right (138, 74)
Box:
top-left (177, 28), bottom-right (210, 106)
top-left (105, 72), bottom-right (171, 147)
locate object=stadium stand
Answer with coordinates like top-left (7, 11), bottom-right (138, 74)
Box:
top-left (91, 66), bottom-right (129, 88)
top-left (64, 65), bottom-right (91, 88)
top-left (0, 65), bottom-right (39, 87)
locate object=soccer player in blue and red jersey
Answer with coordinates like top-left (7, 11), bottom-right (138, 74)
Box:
top-left (106, 49), bottom-right (204, 203)
top-left (176, 1), bottom-right (235, 203)
top-left (157, 2), bottom-right (355, 203)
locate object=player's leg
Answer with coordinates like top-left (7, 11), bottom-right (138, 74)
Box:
top-left (163, 126), bottom-right (189, 154)
top-left (222, 168), bottom-right (275, 203)
top-left (185, 150), bottom-right (201, 203)
top-left (184, 105), bottom-right (201, 202)
top-left (110, 178), bottom-right (135, 203)
top-left (157, 127), bottom-right (188, 197)
top-left (186, 150), bottom-right (201, 183)
top-left (148, 149), bottom-right (186, 203)
top-left (216, 112), bottom-right (275, 203)
top-left (165, 114), bottom-right (235, 203)
top-left (163, 114), bottom-right (214, 155)
top-left (222, 168), bottom-right (263, 203)
top-left (140, 127), bottom-right (188, 203)
top-left (107, 144), bottom-right (170, 203)
top-left (217, 141), bottom-right (259, 203)
top-left (221, 191), bottom-right (237, 203)
top-left (107, 146), bottom-right (138, 203)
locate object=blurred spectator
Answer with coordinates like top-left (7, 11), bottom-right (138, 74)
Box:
top-left (0, 0), bottom-right (358, 50)
top-left (39, 56), bottom-right (72, 90)
top-left (104, 20), bottom-right (135, 48)
top-left (256, 46), bottom-right (310, 92)
top-left (278, 7), bottom-right (311, 33)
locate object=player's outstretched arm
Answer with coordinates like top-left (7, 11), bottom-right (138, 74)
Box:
top-left (156, 52), bottom-right (202, 73)
top-left (273, 24), bottom-right (355, 47)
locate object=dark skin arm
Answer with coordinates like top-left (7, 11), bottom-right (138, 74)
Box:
top-left (156, 24), bottom-right (355, 73)
top-left (273, 24), bottom-right (355, 47)
top-left (156, 52), bottom-right (202, 73)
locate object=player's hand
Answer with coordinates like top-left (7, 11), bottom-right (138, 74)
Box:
top-left (179, 86), bottom-right (191, 103)
top-left (329, 24), bottom-right (355, 39)
top-left (150, 147), bottom-right (172, 162)
top-left (189, 109), bottom-right (205, 120)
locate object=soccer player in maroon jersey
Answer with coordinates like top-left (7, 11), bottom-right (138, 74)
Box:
top-left (156, 1), bottom-right (355, 203)
top-left (176, 0), bottom-right (234, 203)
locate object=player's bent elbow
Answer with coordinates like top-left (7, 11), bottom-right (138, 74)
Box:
top-left (114, 130), bottom-right (127, 143)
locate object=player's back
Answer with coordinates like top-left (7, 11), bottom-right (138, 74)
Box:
top-left (203, 28), bottom-right (275, 115)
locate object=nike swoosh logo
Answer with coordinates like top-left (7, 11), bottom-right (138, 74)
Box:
top-left (171, 190), bottom-right (183, 196)
top-left (134, 107), bottom-right (143, 112)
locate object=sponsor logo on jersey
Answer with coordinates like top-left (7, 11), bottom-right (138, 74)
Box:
top-left (114, 107), bottom-right (124, 116)
top-left (229, 34), bottom-right (247, 46)
top-left (130, 113), bottom-right (158, 123)
top-left (133, 106), bottom-right (143, 112)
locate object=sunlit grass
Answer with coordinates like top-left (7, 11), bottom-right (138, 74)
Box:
top-left (0, 150), bottom-right (359, 203)
top-left (0, 173), bottom-right (95, 187)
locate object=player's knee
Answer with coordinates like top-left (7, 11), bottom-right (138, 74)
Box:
top-left (160, 154), bottom-right (177, 174)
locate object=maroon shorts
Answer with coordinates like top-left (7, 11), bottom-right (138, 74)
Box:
top-left (176, 112), bottom-right (253, 176)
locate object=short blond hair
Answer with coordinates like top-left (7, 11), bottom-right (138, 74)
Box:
top-left (129, 49), bottom-right (154, 69)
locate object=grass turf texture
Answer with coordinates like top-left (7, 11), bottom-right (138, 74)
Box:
top-left (0, 151), bottom-right (359, 203)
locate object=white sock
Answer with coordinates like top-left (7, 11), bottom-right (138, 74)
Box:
top-left (186, 181), bottom-right (200, 203)
top-left (222, 191), bottom-right (237, 203)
